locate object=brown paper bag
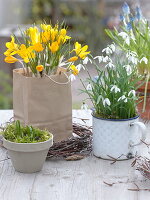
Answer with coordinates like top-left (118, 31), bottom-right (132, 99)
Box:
top-left (13, 68), bottom-right (72, 142)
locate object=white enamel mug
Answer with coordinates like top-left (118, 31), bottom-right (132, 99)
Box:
top-left (92, 115), bottom-right (146, 160)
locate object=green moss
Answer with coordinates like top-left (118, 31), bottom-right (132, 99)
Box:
top-left (1, 121), bottom-right (52, 143)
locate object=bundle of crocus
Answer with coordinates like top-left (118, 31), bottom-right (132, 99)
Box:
top-left (4, 23), bottom-right (90, 142)
top-left (4, 23), bottom-right (90, 79)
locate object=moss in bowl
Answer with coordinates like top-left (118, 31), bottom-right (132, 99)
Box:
top-left (1, 120), bottom-right (53, 173)
top-left (1, 120), bottom-right (52, 143)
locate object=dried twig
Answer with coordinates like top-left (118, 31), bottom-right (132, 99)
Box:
top-left (128, 183), bottom-right (150, 192)
top-left (47, 123), bottom-right (92, 159)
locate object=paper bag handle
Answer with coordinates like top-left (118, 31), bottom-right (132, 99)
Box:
top-left (45, 72), bottom-right (70, 85)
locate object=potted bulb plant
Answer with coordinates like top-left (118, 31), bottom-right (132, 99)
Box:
top-left (105, 3), bottom-right (150, 119)
top-left (4, 23), bottom-right (90, 142)
top-left (80, 44), bottom-right (146, 160)
top-left (1, 120), bottom-right (53, 173)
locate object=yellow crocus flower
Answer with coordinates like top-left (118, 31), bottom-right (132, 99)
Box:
top-left (40, 24), bottom-right (51, 31)
top-left (17, 44), bottom-right (35, 63)
top-left (73, 42), bottom-right (90, 59)
top-left (4, 36), bottom-right (18, 56)
top-left (68, 56), bottom-right (78, 62)
top-left (51, 29), bottom-right (58, 41)
top-left (41, 31), bottom-right (51, 43)
top-left (36, 65), bottom-right (44, 72)
top-left (70, 65), bottom-right (79, 75)
top-left (26, 26), bottom-right (40, 45)
top-left (4, 56), bottom-right (18, 63)
top-left (60, 29), bottom-right (67, 36)
top-left (33, 42), bottom-right (44, 52)
top-left (74, 42), bottom-right (82, 55)
top-left (49, 41), bottom-right (59, 53)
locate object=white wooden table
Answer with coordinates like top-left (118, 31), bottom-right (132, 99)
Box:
top-left (0, 110), bottom-right (150, 200)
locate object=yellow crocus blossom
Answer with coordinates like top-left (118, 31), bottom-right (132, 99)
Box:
top-left (33, 42), bottom-right (44, 52)
top-left (73, 42), bottom-right (90, 59)
top-left (49, 41), bottom-right (59, 53)
top-left (70, 65), bottom-right (79, 75)
top-left (60, 29), bottom-right (67, 36)
top-left (4, 56), bottom-right (18, 63)
top-left (41, 31), bottom-right (51, 43)
top-left (36, 65), bottom-right (44, 72)
top-left (26, 26), bottom-right (40, 45)
top-left (17, 44), bottom-right (35, 63)
top-left (51, 29), bottom-right (58, 41)
top-left (40, 24), bottom-right (51, 31)
top-left (4, 36), bottom-right (18, 56)
top-left (68, 56), bottom-right (78, 62)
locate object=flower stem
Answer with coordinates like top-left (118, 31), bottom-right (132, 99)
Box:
top-left (142, 73), bottom-right (150, 112)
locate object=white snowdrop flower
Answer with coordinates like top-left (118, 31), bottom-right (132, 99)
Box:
top-left (81, 102), bottom-right (88, 110)
top-left (126, 51), bottom-right (138, 59)
top-left (128, 90), bottom-right (136, 97)
top-left (110, 43), bottom-right (115, 52)
top-left (124, 98), bottom-right (128, 103)
top-left (105, 62), bottom-right (115, 69)
top-left (94, 56), bottom-right (103, 63)
top-left (118, 95), bottom-right (128, 103)
top-left (83, 57), bottom-right (92, 65)
top-left (86, 83), bottom-right (92, 91)
top-left (123, 65), bottom-right (132, 75)
top-left (103, 98), bottom-right (111, 107)
top-left (118, 32), bottom-right (128, 39)
top-left (110, 85), bottom-right (120, 93)
top-left (140, 57), bottom-right (148, 64)
top-left (102, 47), bottom-right (113, 55)
top-left (126, 51), bottom-right (138, 65)
top-left (76, 64), bottom-right (85, 71)
top-left (127, 56), bottom-right (138, 65)
top-left (118, 32), bottom-right (130, 45)
top-left (83, 57), bottom-right (89, 65)
top-left (103, 56), bottom-right (111, 63)
top-left (69, 74), bottom-right (76, 81)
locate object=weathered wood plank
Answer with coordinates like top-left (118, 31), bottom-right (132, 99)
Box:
top-left (0, 110), bottom-right (150, 200)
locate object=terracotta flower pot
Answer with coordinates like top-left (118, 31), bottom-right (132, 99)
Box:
top-left (137, 81), bottom-right (150, 120)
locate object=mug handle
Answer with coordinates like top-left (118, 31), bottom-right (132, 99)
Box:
top-left (130, 122), bottom-right (147, 147)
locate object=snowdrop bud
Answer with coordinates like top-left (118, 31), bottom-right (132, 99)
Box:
top-left (103, 56), bottom-right (111, 63)
top-left (123, 65), bottom-right (132, 75)
top-left (105, 62), bottom-right (115, 69)
top-left (140, 57), bottom-right (148, 64)
top-left (76, 64), bottom-right (85, 71)
top-left (128, 90), bottom-right (136, 97)
top-left (103, 98), bottom-right (111, 107)
top-left (118, 95), bottom-right (128, 103)
top-left (94, 56), bottom-right (103, 63)
top-left (102, 47), bottom-right (113, 55)
top-left (110, 85), bottom-right (121, 93)
top-left (110, 44), bottom-right (115, 52)
top-left (83, 57), bottom-right (89, 65)
top-left (69, 74), bottom-right (76, 81)
top-left (81, 102), bottom-right (88, 110)
top-left (86, 83), bottom-right (92, 91)
top-left (118, 32), bottom-right (130, 45)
